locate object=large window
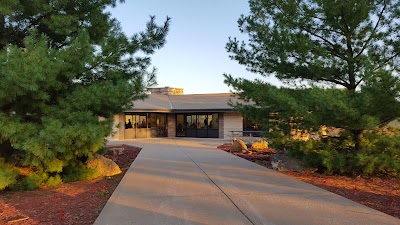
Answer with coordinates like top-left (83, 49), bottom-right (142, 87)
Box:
top-left (124, 113), bottom-right (167, 138)
top-left (176, 113), bottom-right (219, 138)
top-left (243, 117), bottom-right (263, 137)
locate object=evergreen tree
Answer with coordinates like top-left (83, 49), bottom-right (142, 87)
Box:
top-left (0, 0), bottom-right (170, 186)
top-left (225, 0), bottom-right (400, 151)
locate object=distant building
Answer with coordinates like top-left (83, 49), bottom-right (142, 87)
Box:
top-left (110, 87), bottom-right (261, 139)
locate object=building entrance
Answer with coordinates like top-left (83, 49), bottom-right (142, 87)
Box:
top-left (176, 113), bottom-right (219, 138)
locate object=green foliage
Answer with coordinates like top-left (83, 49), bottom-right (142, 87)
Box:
top-left (96, 146), bottom-right (108, 155)
top-left (280, 130), bottom-right (400, 177)
top-left (251, 140), bottom-right (268, 150)
top-left (12, 172), bottom-right (48, 191)
top-left (0, 1), bottom-right (170, 188)
top-left (46, 175), bottom-right (62, 187)
top-left (357, 131), bottom-right (400, 176)
top-left (62, 162), bottom-right (98, 183)
top-left (0, 159), bottom-right (18, 190)
top-left (225, 0), bottom-right (400, 152)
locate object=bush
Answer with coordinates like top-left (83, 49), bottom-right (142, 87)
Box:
top-left (357, 131), bottom-right (400, 177)
top-left (46, 175), bottom-right (62, 187)
top-left (0, 159), bottom-right (18, 190)
top-left (251, 140), bottom-right (269, 150)
top-left (12, 172), bottom-right (48, 190)
top-left (96, 146), bottom-right (108, 155)
top-left (280, 130), bottom-right (400, 177)
top-left (62, 161), bottom-right (97, 182)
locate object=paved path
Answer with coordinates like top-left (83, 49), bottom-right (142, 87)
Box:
top-left (94, 138), bottom-right (399, 225)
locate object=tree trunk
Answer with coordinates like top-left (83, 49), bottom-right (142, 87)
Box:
top-left (352, 129), bottom-right (363, 152)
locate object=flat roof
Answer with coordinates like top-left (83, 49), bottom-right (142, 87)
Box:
top-left (125, 93), bottom-right (244, 113)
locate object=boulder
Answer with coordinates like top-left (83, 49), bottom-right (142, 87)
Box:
top-left (230, 139), bottom-right (248, 153)
top-left (270, 153), bottom-right (305, 172)
top-left (86, 153), bottom-right (122, 177)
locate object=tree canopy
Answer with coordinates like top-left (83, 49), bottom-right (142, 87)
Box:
top-left (225, 0), bottom-right (400, 150)
top-left (0, 0), bottom-right (170, 189)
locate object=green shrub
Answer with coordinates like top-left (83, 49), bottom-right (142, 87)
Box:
top-left (281, 131), bottom-right (400, 177)
top-left (357, 132), bottom-right (400, 177)
top-left (0, 159), bottom-right (18, 190)
top-left (12, 172), bottom-right (48, 190)
top-left (251, 140), bottom-right (269, 150)
top-left (62, 161), bottom-right (97, 182)
top-left (96, 146), bottom-right (108, 155)
top-left (46, 159), bottom-right (64, 173)
top-left (46, 175), bottom-right (62, 187)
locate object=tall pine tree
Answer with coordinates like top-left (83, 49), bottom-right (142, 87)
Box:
top-left (225, 0), bottom-right (400, 151)
top-left (0, 0), bottom-right (169, 187)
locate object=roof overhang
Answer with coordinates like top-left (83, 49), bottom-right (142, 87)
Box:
top-left (123, 108), bottom-right (237, 114)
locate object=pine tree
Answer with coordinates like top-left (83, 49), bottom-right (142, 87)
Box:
top-left (225, 0), bottom-right (400, 151)
top-left (0, 0), bottom-right (170, 188)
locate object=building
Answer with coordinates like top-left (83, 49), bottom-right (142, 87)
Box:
top-left (110, 87), bottom-right (260, 140)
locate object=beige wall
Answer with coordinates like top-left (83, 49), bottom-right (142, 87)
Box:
top-left (108, 114), bottom-right (124, 140)
top-left (222, 112), bottom-right (243, 139)
top-left (218, 113), bottom-right (224, 138)
top-left (167, 114), bottom-right (176, 137)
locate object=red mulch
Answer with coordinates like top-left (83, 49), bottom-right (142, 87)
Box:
top-left (217, 143), bottom-right (274, 161)
top-left (0, 144), bottom-right (141, 225)
top-left (218, 143), bottom-right (400, 219)
top-left (281, 171), bottom-right (400, 219)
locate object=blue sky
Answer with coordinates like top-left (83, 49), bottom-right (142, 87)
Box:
top-left (109, 0), bottom-right (281, 94)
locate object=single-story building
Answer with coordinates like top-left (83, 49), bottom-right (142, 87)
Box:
top-left (110, 86), bottom-right (260, 140)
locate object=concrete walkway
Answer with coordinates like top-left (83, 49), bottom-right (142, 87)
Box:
top-left (94, 138), bottom-right (399, 225)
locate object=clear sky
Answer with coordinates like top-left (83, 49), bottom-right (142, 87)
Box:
top-left (108, 0), bottom-right (281, 94)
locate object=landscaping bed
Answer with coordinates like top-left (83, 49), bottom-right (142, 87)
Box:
top-left (0, 144), bottom-right (141, 225)
top-left (218, 143), bottom-right (400, 219)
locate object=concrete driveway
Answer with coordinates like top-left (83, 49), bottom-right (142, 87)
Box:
top-left (94, 138), bottom-right (399, 225)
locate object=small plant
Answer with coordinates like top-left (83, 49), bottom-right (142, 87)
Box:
top-left (0, 159), bottom-right (18, 190)
top-left (46, 175), bottom-right (62, 187)
top-left (251, 140), bottom-right (269, 150)
top-left (94, 185), bottom-right (109, 196)
top-left (12, 172), bottom-right (48, 191)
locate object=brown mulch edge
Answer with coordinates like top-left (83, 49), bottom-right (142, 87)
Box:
top-left (232, 153), bottom-right (270, 160)
top-left (217, 144), bottom-right (400, 219)
top-left (281, 171), bottom-right (400, 219)
top-left (0, 144), bottom-right (141, 225)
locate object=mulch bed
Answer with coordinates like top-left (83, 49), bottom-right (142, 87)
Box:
top-left (282, 171), bottom-right (400, 219)
top-left (217, 143), bottom-right (273, 161)
top-left (0, 144), bottom-right (141, 225)
top-left (218, 143), bottom-right (400, 219)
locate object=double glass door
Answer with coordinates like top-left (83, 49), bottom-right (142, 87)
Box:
top-left (176, 113), bottom-right (219, 138)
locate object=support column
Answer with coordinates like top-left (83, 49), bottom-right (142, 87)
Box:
top-left (167, 114), bottom-right (176, 137)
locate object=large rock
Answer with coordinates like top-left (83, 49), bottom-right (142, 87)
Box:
top-left (86, 154), bottom-right (122, 177)
top-left (270, 153), bottom-right (306, 172)
top-left (230, 139), bottom-right (248, 153)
